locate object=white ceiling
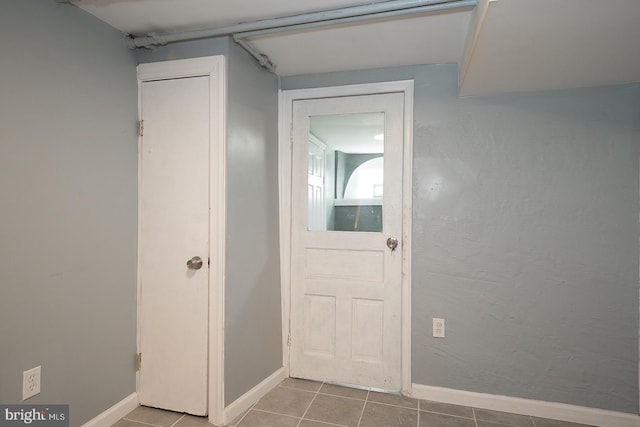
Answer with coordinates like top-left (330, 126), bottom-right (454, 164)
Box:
top-left (72, 0), bottom-right (640, 95)
top-left (248, 10), bottom-right (472, 76)
top-left (459, 0), bottom-right (640, 95)
top-left (311, 113), bottom-right (385, 153)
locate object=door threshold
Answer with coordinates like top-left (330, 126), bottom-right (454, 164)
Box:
top-left (322, 379), bottom-right (401, 395)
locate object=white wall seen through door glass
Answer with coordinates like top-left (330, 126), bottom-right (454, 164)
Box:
top-left (307, 112), bottom-right (384, 232)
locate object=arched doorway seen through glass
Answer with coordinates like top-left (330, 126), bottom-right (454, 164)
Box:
top-left (307, 112), bottom-right (384, 232)
top-left (344, 157), bottom-right (384, 199)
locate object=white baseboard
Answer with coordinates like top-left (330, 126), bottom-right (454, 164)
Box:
top-left (223, 367), bottom-right (287, 425)
top-left (410, 384), bottom-right (639, 427)
top-left (81, 393), bottom-right (139, 427)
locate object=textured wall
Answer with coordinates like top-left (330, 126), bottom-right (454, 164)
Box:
top-left (0, 1), bottom-right (138, 425)
top-left (282, 65), bottom-right (640, 413)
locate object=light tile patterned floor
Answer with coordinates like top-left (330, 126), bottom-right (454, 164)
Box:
top-left (113, 379), bottom-right (596, 427)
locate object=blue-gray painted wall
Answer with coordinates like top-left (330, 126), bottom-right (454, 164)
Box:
top-left (0, 1), bottom-right (138, 425)
top-left (282, 65), bottom-right (640, 414)
top-left (2, 1), bottom-right (638, 419)
top-left (223, 40), bottom-right (282, 405)
top-left (135, 37), bottom-right (229, 63)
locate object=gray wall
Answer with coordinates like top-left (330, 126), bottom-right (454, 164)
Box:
top-left (7, 2), bottom-right (634, 416)
top-left (282, 65), bottom-right (640, 414)
top-left (138, 37), bottom-right (283, 406)
top-left (0, 1), bottom-right (138, 425)
top-left (224, 40), bottom-right (282, 405)
top-left (135, 37), bottom-right (229, 63)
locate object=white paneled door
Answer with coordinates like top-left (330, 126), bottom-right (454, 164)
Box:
top-left (138, 75), bottom-right (210, 415)
top-left (290, 93), bottom-right (405, 390)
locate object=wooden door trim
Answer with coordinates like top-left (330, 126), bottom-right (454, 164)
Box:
top-left (278, 81), bottom-right (414, 395)
top-left (137, 56), bottom-right (226, 425)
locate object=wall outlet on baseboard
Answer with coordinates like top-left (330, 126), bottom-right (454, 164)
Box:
top-left (433, 318), bottom-right (445, 338)
top-left (23, 366), bottom-right (41, 400)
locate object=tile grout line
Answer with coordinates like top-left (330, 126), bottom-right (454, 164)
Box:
top-left (121, 418), bottom-right (168, 427)
top-left (419, 407), bottom-right (476, 421)
top-left (251, 407), bottom-right (303, 419)
top-left (302, 420), bottom-right (350, 427)
top-left (435, 411), bottom-right (475, 420)
top-left (295, 381), bottom-right (324, 427)
top-left (355, 390), bottom-right (370, 427)
top-left (365, 400), bottom-right (419, 411)
top-left (280, 386), bottom-right (367, 403)
top-left (416, 399), bottom-right (480, 427)
top-left (316, 392), bottom-right (368, 402)
top-left (231, 402), bottom-right (257, 426)
top-left (169, 414), bottom-right (186, 427)
top-left (280, 385), bottom-right (323, 393)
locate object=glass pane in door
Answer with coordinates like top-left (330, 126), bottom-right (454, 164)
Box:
top-left (307, 112), bottom-right (384, 232)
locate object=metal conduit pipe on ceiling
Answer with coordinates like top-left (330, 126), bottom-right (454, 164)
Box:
top-left (125, 0), bottom-right (477, 72)
top-left (234, 0), bottom-right (476, 39)
top-left (233, 38), bottom-right (278, 73)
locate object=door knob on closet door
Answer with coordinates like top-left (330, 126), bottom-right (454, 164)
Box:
top-left (187, 256), bottom-right (203, 270)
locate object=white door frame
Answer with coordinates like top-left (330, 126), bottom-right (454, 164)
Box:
top-left (278, 81), bottom-right (414, 395)
top-left (137, 56), bottom-right (226, 425)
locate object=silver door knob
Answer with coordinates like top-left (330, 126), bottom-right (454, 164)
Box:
top-left (187, 256), bottom-right (203, 270)
top-left (386, 237), bottom-right (398, 251)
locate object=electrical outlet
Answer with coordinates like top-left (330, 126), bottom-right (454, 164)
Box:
top-left (23, 366), bottom-right (41, 400)
top-left (433, 318), bottom-right (445, 338)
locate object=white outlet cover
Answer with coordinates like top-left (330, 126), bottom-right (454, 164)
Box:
top-left (23, 366), bottom-right (41, 400)
top-left (433, 318), bottom-right (445, 338)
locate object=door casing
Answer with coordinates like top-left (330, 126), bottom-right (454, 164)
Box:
top-left (278, 81), bottom-right (414, 395)
top-left (137, 56), bottom-right (226, 425)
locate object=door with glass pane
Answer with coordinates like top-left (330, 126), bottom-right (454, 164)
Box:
top-left (290, 93), bottom-right (404, 390)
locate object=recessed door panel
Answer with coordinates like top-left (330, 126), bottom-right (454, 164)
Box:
top-left (305, 248), bottom-right (384, 282)
top-left (303, 295), bottom-right (337, 357)
top-left (352, 299), bottom-right (385, 363)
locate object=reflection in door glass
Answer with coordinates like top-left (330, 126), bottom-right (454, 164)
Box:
top-left (307, 113), bottom-right (384, 232)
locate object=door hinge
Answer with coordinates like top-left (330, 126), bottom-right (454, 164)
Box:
top-left (287, 333), bottom-right (291, 347)
top-left (136, 353), bottom-right (142, 371)
top-left (138, 120), bottom-right (144, 137)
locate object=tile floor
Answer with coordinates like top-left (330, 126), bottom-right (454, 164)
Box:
top-left (113, 378), bottom-right (596, 427)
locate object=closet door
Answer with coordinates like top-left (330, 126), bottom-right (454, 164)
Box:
top-left (138, 75), bottom-right (210, 415)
